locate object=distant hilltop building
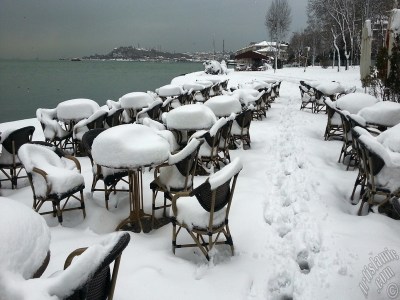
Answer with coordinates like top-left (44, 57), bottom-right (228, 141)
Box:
top-left (235, 41), bottom-right (288, 70)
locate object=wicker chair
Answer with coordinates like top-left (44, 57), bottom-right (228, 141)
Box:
top-left (323, 99), bottom-right (343, 141)
top-left (193, 86), bottom-right (211, 103)
top-left (171, 158), bottom-right (243, 260)
top-left (136, 99), bottom-right (163, 124)
top-left (190, 118), bottom-right (227, 174)
top-left (37, 108), bottom-right (73, 151)
top-left (299, 85), bottom-right (315, 112)
top-left (357, 135), bottom-right (400, 216)
top-left (18, 143), bottom-right (85, 223)
top-left (313, 89), bottom-right (326, 113)
top-left (337, 110), bottom-right (357, 169)
top-left (63, 232), bottom-right (130, 300)
top-left (0, 126), bottom-right (35, 189)
top-left (252, 90), bottom-right (266, 120)
top-left (105, 108), bottom-right (123, 128)
top-left (230, 108), bottom-right (253, 149)
top-left (73, 110), bottom-right (108, 155)
top-left (218, 118), bottom-right (233, 165)
top-left (350, 127), bottom-right (371, 203)
top-left (150, 138), bottom-right (203, 228)
top-left (82, 129), bottom-right (128, 210)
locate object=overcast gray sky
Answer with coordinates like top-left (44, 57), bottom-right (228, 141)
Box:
top-left (0, 0), bottom-right (308, 60)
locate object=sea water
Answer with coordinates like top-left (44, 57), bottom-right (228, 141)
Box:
top-left (0, 60), bottom-right (203, 123)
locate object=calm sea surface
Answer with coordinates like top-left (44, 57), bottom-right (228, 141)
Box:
top-left (0, 60), bottom-right (203, 123)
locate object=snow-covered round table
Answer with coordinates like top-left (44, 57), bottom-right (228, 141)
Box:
top-left (335, 93), bottom-right (379, 114)
top-left (56, 99), bottom-right (100, 122)
top-left (316, 81), bottom-right (346, 98)
top-left (204, 95), bottom-right (242, 117)
top-left (358, 101), bottom-right (400, 129)
top-left (232, 88), bottom-right (262, 106)
top-left (119, 92), bottom-right (154, 123)
top-left (56, 98), bottom-right (100, 133)
top-left (0, 197), bottom-right (51, 279)
top-left (92, 124), bottom-right (170, 232)
top-left (164, 104), bottom-right (217, 148)
top-left (377, 124), bottom-right (400, 153)
top-left (165, 104), bottom-right (217, 131)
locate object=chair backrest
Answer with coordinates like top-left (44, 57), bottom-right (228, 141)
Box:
top-left (347, 114), bottom-right (366, 130)
top-left (146, 102), bottom-right (163, 120)
top-left (105, 108), bottom-right (123, 128)
top-left (87, 111), bottom-right (108, 130)
top-left (64, 232), bottom-right (131, 300)
top-left (336, 109), bottom-right (351, 140)
top-left (167, 139), bottom-right (203, 191)
top-left (174, 139), bottom-right (203, 178)
top-left (191, 158), bottom-right (242, 216)
top-left (235, 109), bottom-right (252, 130)
top-left (1, 126), bottom-right (35, 155)
top-left (357, 136), bottom-right (386, 178)
top-left (81, 128), bottom-right (107, 160)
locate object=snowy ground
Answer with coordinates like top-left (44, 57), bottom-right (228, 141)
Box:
top-left (1, 66), bottom-right (400, 300)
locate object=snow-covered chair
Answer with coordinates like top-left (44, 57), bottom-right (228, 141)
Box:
top-left (299, 85), bottom-right (315, 112)
top-left (313, 88), bottom-right (326, 113)
top-left (230, 108), bottom-right (253, 149)
top-left (81, 129), bottom-right (128, 210)
top-left (18, 143), bottom-right (86, 223)
top-left (1, 232), bottom-right (130, 300)
top-left (171, 158), bottom-right (243, 260)
top-left (337, 109), bottom-right (357, 169)
top-left (357, 134), bottom-right (400, 216)
top-left (136, 99), bottom-right (163, 124)
top-left (73, 110), bottom-right (108, 155)
top-left (36, 108), bottom-right (73, 150)
top-left (150, 138), bottom-right (203, 228)
top-left (0, 126), bottom-right (35, 189)
top-left (62, 232), bottom-right (130, 300)
top-left (252, 90), bottom-right (266, 120)
top-left (323, 99), bottom-right (343, 141)
top-left (105, 107), bottom-right (123, 128)
top-left (350, 126), bottom-right (372, 203)
top-left (218, 115), bottom-right (234, 165)
top-left (190, 117), bottom-right (228, 174)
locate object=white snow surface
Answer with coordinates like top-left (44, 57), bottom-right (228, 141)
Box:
top-left (156, 84), bottom-right (184, 97)
top-left (91, 124), bottom-right (171, 169)
top-left (377, 123), bottom-right (400, 153)
top-left (358, 101), bottom-right (400, 127)
top-left (56, 99), bottom-right (100, 121)
top-left (335, 93), bottom-right (379, 114)
top-left (204, 95), bottom-right (242, 117)
top-left (2, 66), bottom-right (400, 300)
top-left (165, 104), bottom-right (217, 130)
top-left (119, 92), bottom-right (154, 110)
top-left (0, 197), bottom-right (50, 280)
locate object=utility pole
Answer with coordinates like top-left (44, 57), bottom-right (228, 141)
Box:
top-left (213, 38), bottom-right (216, 60)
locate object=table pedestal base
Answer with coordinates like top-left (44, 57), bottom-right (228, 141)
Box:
top-left (116, 211), bottom-right (153, 233)
top-left (115, 169), bottom-right (153, 233)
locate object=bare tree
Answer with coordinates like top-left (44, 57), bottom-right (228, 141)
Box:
top-left (265, 0), bottom-right (292, 71)
top-left (307, 0), bottom-right (395, 70)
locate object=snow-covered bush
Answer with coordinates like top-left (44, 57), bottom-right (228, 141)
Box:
top-left (203, 60), bottom-right (226, 75)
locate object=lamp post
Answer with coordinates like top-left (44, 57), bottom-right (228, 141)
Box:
top-left (304, 47), bottom-right (310, 72)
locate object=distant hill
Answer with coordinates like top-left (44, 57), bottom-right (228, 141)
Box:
top-left (83, 46), bottom-right (191, 61)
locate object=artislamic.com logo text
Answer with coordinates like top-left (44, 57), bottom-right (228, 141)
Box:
top-left (359, 248), bottom-right (399, 298)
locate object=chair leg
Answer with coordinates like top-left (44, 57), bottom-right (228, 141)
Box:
top-left (80, 190), bottom-right (86, 218)
top-left (56, 202), bottom-right (63, 223)
top-left (172, 221), bottom-right (177, 255)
